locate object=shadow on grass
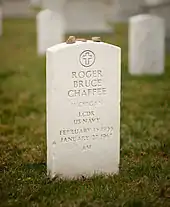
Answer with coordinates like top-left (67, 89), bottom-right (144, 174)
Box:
top-left (23, 162), bottom-right (46, 171)
top-left (0, 70), bottom-right (16, 82)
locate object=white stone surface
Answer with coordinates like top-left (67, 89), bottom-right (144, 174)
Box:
top-left (36, 9), bottom-right (65, 55)
top-left (46, 40), bottom-right (121, 179)
top-left (0, 7), bottom-right (2, 36)
top-left (144, 0), bottom-right (170, 51)
top-left (128, 14), bottom-right (165, 75)
top-left (64, 0), bottom-right (112, 33)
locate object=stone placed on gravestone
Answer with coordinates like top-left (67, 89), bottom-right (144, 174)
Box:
top-left (36, 9), bottom-right (65, 55)
top-left (92, 37), bottom-right (101, 42)
top-left (66, 35), bottom-right (76, 44)
top-left (128, 14), bottom-right (165, 75)
top-left (46, 39), bottom-right (121, 179)
top-left (76, 38), bottom-right (87, 42)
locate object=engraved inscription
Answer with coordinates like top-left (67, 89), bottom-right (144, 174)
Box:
top-left (60, 126), bottom-right (114, 151)
top-left (68, 69), bottom-right (107, 98)
top-left (59, 53), bottom-right (113, 151)
top-left (70, 100), bottom-right (104, 108)
top-left (78, 111), bottom-right (95, 117)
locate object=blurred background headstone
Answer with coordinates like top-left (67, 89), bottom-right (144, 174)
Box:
top-left (142, 0), bottom-right (170, 52)
top-left (36, 9), bottom-right (65, 55)
top-left (128, 14), bottom-right (165, 75)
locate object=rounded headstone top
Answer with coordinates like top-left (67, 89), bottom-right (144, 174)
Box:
top-left (129, 14), bottom-right (164, 23)
top-left (47, 40), bottom-right (120, 54)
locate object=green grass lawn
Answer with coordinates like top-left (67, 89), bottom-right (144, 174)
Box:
top-left (0, 19), bottom-right (170, 207)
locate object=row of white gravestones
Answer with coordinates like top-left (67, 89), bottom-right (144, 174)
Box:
top-left (128, 14), bottom-right (165, 75)
top-left (45, 14), bottom-right (165, 179)
top-left (46, 40), bottom-right (121, 179)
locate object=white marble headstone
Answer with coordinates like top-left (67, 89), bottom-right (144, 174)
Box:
top-left (144, 0), bottom-right (170, 52)
top-left (46, 40), bottom-right (121, 179)
top-left (128, 14), bottom-right (165, 75)
top-left (36, 9), bottom-right (65, 55)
